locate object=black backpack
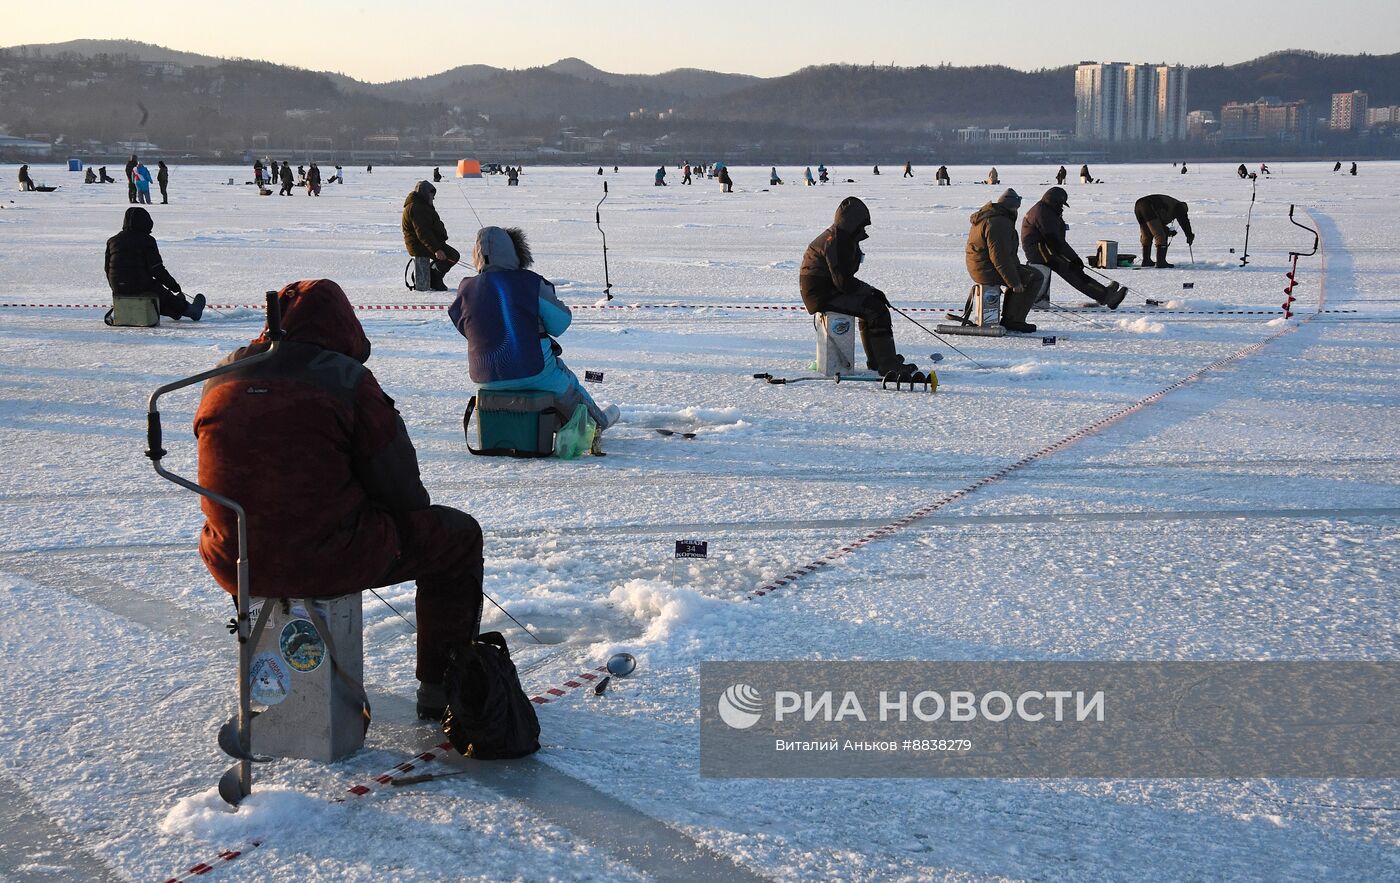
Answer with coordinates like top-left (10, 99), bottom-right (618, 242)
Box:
top-left (442, 632), bottom-right (541, 759)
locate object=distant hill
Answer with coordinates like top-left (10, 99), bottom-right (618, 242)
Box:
top-left (697, 63), bottom-right (1074, 131)
top-left (4, 39), bottom-right (225, 67)
top-left (1190, 50), bottom-right (1400, 111)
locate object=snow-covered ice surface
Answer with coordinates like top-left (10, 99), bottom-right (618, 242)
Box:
top-left (0, 162), bottom-right (1396, 881)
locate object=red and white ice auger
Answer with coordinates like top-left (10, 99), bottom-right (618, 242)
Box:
top-left (1283, 205), bottom-right (1320, 319)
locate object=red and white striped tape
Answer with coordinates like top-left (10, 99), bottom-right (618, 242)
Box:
top-left (160, 842), bottom-right (262, 882)
top-left (0, 301), bottom-right (1351, 317)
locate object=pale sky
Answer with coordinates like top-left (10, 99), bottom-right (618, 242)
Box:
top-left (7, 0), bottom-right (1397, 81)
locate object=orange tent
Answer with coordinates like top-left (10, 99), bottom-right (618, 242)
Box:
top-left (457, 159), bottom-right (482, 178)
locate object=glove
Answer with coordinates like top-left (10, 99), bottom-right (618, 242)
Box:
top-left (1186, 233), bottom-right (1195, 246)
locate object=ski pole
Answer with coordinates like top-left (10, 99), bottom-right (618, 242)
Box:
top-left (886, 301), bottom-right (986, 369)
top-left (596, 181), bottom-right (613, 301)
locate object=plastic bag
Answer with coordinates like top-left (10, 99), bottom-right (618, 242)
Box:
top-left (553, 404), bottom-right (597, 460)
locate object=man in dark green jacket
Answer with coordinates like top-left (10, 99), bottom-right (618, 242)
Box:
top-left (1134, 193), bottom-right (1194, 268)
top-left (401, 181), bottom-right (458, 291)
top-left (965, 189), bottom-right (1041, 333)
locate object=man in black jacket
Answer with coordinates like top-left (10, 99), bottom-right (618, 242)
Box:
top-left (1134, 193), bottom-right (1194, 268)
top-left (157, 161), bottom-right (170, 204)
top-left (279, 161), bottom-right (294, 196)
top-left (799, 197), bottom-right (916, 378)
top-left (105, 207), bottom-right (205, 321)
top-left (1021, 187), bottom-right (1125, 308)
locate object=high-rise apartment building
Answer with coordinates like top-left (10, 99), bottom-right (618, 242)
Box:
top-left (1330, 91), bottom-right (1368, 131)
top-left (1076, 62), bottom-right (1188, 142)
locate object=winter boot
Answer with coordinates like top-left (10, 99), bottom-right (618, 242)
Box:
top-left (429, 267), bottom-right (449, 291)
top-left (1105, 282), bottom-right (1127, 310)
top-left (184, 293), bottom-right (206, 321)
top-left (417, 681), bottom-right (448, 721)
top-left (1001, 318), bottom-right (1037, 334)
top-left (861, 325), bottom-right (903, 375)
top-left (1154, 246), bottom-right (1173, 269)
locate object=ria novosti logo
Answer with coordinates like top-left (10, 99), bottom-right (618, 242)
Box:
top-left (717, 683), bottom-right (763, 729)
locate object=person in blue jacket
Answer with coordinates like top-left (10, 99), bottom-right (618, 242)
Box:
top-left (654, 165), bottom-right (667, 186)
top-left (804, 167), bottom-right (815, 186)
top-left (449, 226), bottom-right (618, 433)
top-left (133, 161), bottom-right (154, 204)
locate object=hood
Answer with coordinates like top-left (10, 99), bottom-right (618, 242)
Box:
top-left (257, 279), bottom-right (371, 363)
top-left (473, 226), bottom-right (533, 272)
top-left (122, 206), bottom-right (154, 235)
top-left (833, 196), bottom-right (871, 238)
top-left (413, 180), bottom-right (436, 200)
top-left (1041, 186), bottom-right (1069, 209)
top-left (969, 202), bottom-right (1017, 225)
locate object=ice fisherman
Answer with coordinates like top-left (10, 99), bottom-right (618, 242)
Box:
top-left (799, 197), bottom-right (920, 380)
top-left (965, 188), bottom-right (1042, 334)
top-left (432, 167), bottom-right (443, 182)
top-left (1055, 165), bottom-right (1067, 185)
top-left (804, 166), bottom-right (815, 186)
top-left (655, 165), bottom-right (668, 186)
top-left (770, 167), bottom-right (783, 185)
top-left (985, 167), bottom-right (1000, 186)
top-left (718, 166), bottom-right (734, 192)
top-left (157, 161), bottom-right (170, 204)
top-left (104, 207), bottom-right (205, 322)
top-left (448, 226), bottom-right (619, 437)
top-left (193, 279), bottom-right (484, 721)
top-left (1079, 164), bottom-right (1094, 184)
top-left (1134, 193), bottom-right (1194, 268)
top-left (904, 161), bottom-right (914, 178)
top-left (1021, 187), bottom-right (1125, 309)
top-left (401, 180), bottom-right (458, 291)
top-left (126, 154), bottom-right (139, 203)
top-left (936, 165), bottom-right (951, 186)
top-left (17, 164), bottom-right (36, 191)
top-left (133, 161), bottom-right (154, 204)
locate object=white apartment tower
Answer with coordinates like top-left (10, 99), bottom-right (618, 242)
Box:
top-left (1076, 62), bottom-right (1188, 143)
top-left (1075, 62), bottom-right (1127, 142)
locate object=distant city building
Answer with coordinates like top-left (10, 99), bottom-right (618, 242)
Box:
top-left (1075, 62), bottom-right (1187, 142)
top-left (955, 126), bottom-right (1068, 144)
top-left (1186, 110), bottom-right (1217, 141)
top-left (1366, 105), bottom-right (1400, 127)
top-left (1220, 97), bottom-right (1312, 144)
top-left (1330, 91), bottom-right (1368, 131)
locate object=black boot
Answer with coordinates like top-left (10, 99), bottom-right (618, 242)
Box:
top-left (1001, 318), bottom-right (1037, 333)
top-left (1154, 246), bottom-right (1173, 269)
top-left (1105, 282), bottom-right (1127, 310)
top-left (862, 325), bottom-right (904, 374)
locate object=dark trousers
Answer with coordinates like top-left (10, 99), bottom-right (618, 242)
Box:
top-left (1135, 205), bottom-right (1170, 258)
top-left (429, 244), bottom-right (461, 290)
top-left (127, 180), bottom-right (137, 203)
top-left (1044, 254), bottom-right (1113, 303)
top-left (155, 289), bottom-right (192, 320)
top-left (975, 268), bottom-right (1038, 325)
top-left (376, 505), bottom-right (484, 683)
top-left (159, 182), bottom-right (168, 204)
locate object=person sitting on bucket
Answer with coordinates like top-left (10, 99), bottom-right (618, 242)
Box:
top-left (965, 188), bottom-right (1041, 334)
top-left (401, 180), bottom-right (457, 291)
top-left (1021, 186), bottom-right (1125, 309)
top-left (105, 207), bottom-right (205, 321)
top-left (449, 227), bottom-right (620, 438)
top-left (194, 279), bottom-right (484, 721)
top-left (800, 197), bottom-right (920, 380)
top-left (18, 164), bottom-right (36, 191)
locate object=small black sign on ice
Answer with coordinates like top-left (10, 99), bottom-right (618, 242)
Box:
top-left (675, 539), bottom-right (709, 559)
top-left (1041, 336), bottom-right (1057, 346)
top-left (585, 370), bottom-right (604, 383)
